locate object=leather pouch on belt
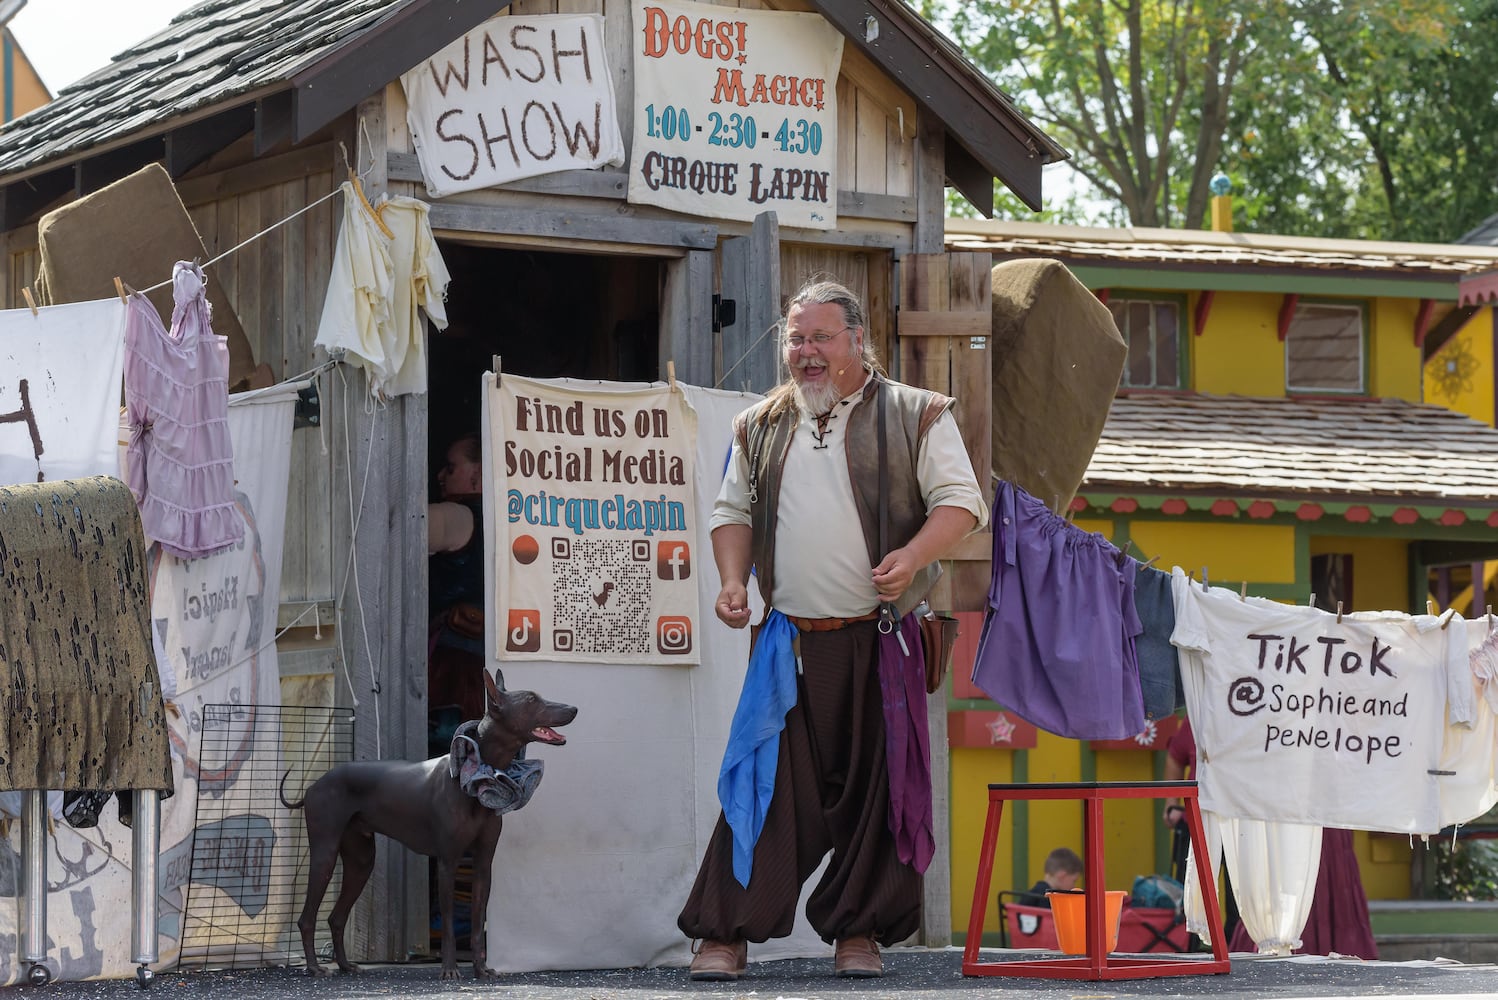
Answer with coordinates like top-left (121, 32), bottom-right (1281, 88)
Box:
top-left (918, 605), bottom-right (961, 695)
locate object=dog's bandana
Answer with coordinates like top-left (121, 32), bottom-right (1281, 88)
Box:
top-left (448, 720), bottom-right (544, 815)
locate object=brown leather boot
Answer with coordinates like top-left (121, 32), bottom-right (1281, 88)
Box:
top-left (834, 934), bottom-right (883, 978)
top-left (689, 939), bottom-right (747, 981)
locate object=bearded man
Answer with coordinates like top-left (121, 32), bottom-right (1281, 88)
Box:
top-left (678, 279), bottom-right (987, 980)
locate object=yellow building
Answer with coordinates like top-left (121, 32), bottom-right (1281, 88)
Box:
top-left (941, 218), bottom-right (1498, 945)
top-left (0, 8), bottom-right (48, 124)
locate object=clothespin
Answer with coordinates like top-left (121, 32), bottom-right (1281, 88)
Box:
top-left (1487, 604), bottom-right (1493, 633)
top-left (1308, 592), bottom-right (1316, 609)
top-left (1142, 554), bottom-right (1161, 570)
top-left (1239, 581), bottom-right (1248, 602)
top-left (1122, 538), bottom-right (1136, 557)
top-left (1440, 608), bottom-right (1457, 630)
top-left (113, 276), bottom-right (128, 303)
top-left (20, 286), bottom-right (37, 317)
top-left (1427, 599), bottom-right (1437, 616)
top-left (667, 359), bottom-right (678, 393)
top-left (1200, 566), bottom-right (1210, 592)
top-left (1336, 601), bottom-right (1343, 624)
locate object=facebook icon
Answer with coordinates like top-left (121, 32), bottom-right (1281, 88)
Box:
top-left (656, 541), bottom-right (691, 580)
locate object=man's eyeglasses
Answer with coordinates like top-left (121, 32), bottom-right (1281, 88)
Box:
top-left (786, 326), bottom-right (852, 350)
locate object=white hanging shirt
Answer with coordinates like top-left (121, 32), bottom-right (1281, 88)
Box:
top-left (1436, 621), bottom-right (1498, 828)
top-left (372, 195), bottom-right (451, 398)
top-left (314, 181), bottom-right (395, 391)
top-left (1171, 568), bottom-right (1474, 834)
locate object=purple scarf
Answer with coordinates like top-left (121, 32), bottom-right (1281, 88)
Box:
top-left (877, 610), bottom-right (933, 872)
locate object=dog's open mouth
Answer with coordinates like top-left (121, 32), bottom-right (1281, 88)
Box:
top-left (531, 726), bottom-right (567, 745)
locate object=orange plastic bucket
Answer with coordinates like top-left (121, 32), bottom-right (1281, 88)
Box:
top-left (1047, 890), bottom-right (1126, 954)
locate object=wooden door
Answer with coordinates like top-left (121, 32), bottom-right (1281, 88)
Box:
top-left (718, 211), bottom-right (781, 393)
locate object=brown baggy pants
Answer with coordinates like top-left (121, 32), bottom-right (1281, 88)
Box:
top-left (677, 621), bottom-right (923, 946)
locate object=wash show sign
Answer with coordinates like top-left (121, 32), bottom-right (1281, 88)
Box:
top-left (402, 14), bottom-right (625, 197)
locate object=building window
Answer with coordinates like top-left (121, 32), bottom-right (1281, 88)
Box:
top-left (1108, 297), bottom-right (1183, 389)
top-left (1311, 553), bottom-right (1353, 612)
top-left (1285, 302), bottom-right (1364, 393)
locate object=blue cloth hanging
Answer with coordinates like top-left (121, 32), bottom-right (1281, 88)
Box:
top-left (717, 609), bottom-right (798, 887)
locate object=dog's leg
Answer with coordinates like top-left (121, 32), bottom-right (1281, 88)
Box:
top-left (435, 855), bottom-right (463, 980)
top-left (468, 820), bottom-right (503, 979)
top-left (327, 828), bottom-right (377, 974)
top-left (298, 821), bottom-right (342, 977)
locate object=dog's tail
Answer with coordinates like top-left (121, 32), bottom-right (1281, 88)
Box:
top-left (278, 768), bottom-right (306, 810)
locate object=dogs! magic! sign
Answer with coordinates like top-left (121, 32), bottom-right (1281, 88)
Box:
top-left (626, 0), bottom-right (844, 230)
top-left (490, 373), bottom-right (700, 664)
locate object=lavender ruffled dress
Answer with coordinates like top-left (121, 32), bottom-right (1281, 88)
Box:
top-left (124, 261), bottom-right (242, 559)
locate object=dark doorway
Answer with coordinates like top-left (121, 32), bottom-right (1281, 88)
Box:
top-left (421, 243), bottom-right (663, 957)
top-left (427, 244), bottom-right (662, 458)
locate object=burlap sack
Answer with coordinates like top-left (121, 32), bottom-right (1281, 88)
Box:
top-left (0, 477), bottom-right (173, 792)
top-left (990, 258), bottom-right (1125, 509)
top-left (35, 163), bottom-right (257, 389)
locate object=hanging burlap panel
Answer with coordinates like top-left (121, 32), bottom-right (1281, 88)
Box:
top-left (0, 476), bottom-right (172, 793)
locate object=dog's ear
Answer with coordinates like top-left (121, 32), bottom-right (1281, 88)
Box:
top-left (482, 669), bottom-right (505, 712)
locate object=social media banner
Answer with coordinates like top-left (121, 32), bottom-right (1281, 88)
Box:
top-left (489, 373), bottom-right (701, 663)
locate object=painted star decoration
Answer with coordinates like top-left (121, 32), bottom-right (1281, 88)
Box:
top-left (986, 713), bottom-right (1017, 744)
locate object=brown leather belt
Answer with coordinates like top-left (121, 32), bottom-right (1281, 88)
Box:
top-left (784, 609), bottom-right (880, 633)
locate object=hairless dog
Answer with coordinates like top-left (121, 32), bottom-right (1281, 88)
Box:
top-left (280, 670), bottom-right (577, 979)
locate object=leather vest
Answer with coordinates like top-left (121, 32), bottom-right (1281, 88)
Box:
top-left (735, 373), bottom-right (956, 618)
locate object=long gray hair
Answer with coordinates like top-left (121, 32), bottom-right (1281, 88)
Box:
top-left (760, 279), bottom-right (883, 422)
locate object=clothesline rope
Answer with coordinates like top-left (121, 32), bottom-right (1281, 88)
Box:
top-left (136, 185), bottom-right (345, 295)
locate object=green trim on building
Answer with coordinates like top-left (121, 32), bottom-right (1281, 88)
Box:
top-left (1294, 525), bottom-right (1312, 602)
top-left (1011, 751), bottom-right (1029, 894)
top-left (1077, 498), bottom-right (1498, 541)
top-left (1069, 264), bottom-right (1461, 301)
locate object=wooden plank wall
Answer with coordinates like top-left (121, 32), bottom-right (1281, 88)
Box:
top-left (185, 156), bottom-right (340, 619)
top-left (899, 252), bottom-right (994, 615)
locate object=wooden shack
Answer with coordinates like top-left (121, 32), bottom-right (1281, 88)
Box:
top-left (0, 0), bottom-right (1063, 963)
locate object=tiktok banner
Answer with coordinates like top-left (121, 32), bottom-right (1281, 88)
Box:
top-left (627, 0), bottom-right (844, 229)
top-left (0, 298), bottom-right (125, 486)
top-left (489, 373), bottom-right (701, 664)
top-left (400, 13), bottom-right (624, 198)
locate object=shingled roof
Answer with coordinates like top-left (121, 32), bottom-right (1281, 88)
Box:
top-left (1082, 393), bottom-right (1498, 508)
top-left (0, 0), bottom-right (1064, 229)
top-left (946, 219), bottom-right (1498, 280)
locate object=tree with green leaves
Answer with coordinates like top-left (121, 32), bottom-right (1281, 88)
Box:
top-left (923, 0), bottom-right (1495, 241)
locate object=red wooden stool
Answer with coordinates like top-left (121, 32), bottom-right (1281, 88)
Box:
top-left (962, 780), bottom-right (1231, 981)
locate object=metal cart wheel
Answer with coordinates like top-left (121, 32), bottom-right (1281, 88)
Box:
top-left (26, 962), bottom-right (51, 987)
top-left (136, 966), bottom-right (154, 989)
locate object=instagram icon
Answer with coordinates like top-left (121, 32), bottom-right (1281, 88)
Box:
top-left (656, 616), bottom-right (693, 655)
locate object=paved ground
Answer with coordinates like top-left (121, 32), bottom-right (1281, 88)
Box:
top-left (16, 949), bottom-right (1498, 999)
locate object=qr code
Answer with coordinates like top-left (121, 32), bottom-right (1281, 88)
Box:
top-left (551, 537), bottom-right (651, 654)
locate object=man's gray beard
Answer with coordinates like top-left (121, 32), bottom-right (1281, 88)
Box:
top-left (793, 376), bottom-right (840, 415)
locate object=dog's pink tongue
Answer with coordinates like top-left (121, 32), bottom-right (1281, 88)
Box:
top-left (532, 726), bottom-right (566, 745)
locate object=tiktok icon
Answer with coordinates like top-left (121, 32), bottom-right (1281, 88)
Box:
top-left (506, 609), bottom-right (541, 652)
